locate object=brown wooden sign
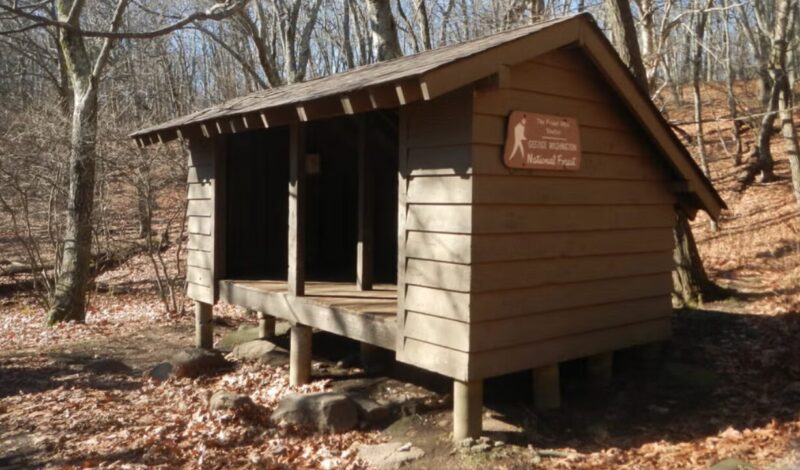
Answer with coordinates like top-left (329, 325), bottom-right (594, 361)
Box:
top-left (503, 111), bottom-right (581, 171)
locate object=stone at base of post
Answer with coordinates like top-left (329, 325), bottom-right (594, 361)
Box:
top-left (453, 379), bottom-right (483, 441)
top-left (257, 311), bottom-right (276, 339)
top-left (290, 324), bottom-right (312, 386)
top-left (533, 364), bottom-right (561, 411)
top-left (195, 301), bottom-right (213, 349)
top-left (587, 352), bottom-right (614, 388)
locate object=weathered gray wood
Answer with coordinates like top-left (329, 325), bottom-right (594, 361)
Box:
top-left (220, 280), bottom-right (397, 350)
top-left (533, 365), bottom-right (561, 410)
top-left (406, 251), bottom-right (673, 293)
top-left (290, 324), bottom-right (312, 385)
top-left (288, 123), bottom-right (306, 297)
top-left (357, 116), bottom-right (374, 290)
top-left (469, 272), bottom-right (672, 322)
top-left (453, 379), bottom-right (483, 440)
top-left (257, 311), bottom-right (276, 339)
top-left (195, 301), bottom-right (213, 349)
top-left (469, 319), bottom-right (671, 379)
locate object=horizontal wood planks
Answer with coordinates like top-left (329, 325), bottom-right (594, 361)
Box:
top-left (186, 138), bottom-right (224, 305)
top-left (458, 48), bottom-right (676, 379)
top-left (220, 280), bottom-right (397, 350)
top-left (397, 88), bottom-right (475, 379)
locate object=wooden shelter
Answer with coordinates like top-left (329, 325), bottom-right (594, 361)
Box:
top-left (132, 13), bottom-right (725, 440)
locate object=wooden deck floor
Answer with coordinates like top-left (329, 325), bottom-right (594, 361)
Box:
top-left (219, 280), bottom-right (398, 350)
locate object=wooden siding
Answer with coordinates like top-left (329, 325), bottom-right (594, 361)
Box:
top-left (397, 88), bottom-right (475, 381)
top-left (463, 49), bottom-right (676, 379)
top-left (186, 137), bottom-right (225, 304)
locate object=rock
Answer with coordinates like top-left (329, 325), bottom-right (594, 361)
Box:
top-left (470, 443), bottom-right (492, 453)
top-left (232, 340), bottom-right (289, 366)
top-left (271, 392), bottom-right (359, 433)
top-left (494, 441), bottom-right (505, 448)
top-left (477, 436), bottom-right (491, 445)
top-left (144, 362), bottom-right (173, 381)
top-left (458, 437), bottom-right (475, 448)
top-left (709, 458), bottom-right (758, 470)
top-left (170, 348), bottom-right (231, 379)
top-left (358, 442), bottom-right (425, 470)
top-left (350, 395), bottom-right (392, 425)
top-left (217, 325), bottom-right (262, 350)
top-left (83, 359), bottom-right (132, 375)
top-left (209, 390), bottom-right (256, 412)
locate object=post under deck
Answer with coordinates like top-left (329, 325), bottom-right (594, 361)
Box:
top-left (219, 280), bottom-right (398, 350)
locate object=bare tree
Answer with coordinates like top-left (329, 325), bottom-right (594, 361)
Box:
top-left (0, 0), bottom-right (249, 324)
top-left (367, 0), bottom-right (402, 61)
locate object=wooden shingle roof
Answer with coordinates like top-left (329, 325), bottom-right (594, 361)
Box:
top-left (131, 12), bottom-right (726, 219)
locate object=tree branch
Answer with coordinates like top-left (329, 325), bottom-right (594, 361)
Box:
top-left (0, 0), bottom-right (251, 38)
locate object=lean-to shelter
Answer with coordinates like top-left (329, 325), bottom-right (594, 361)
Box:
top-left (132, 13), bottom-right (725, 440)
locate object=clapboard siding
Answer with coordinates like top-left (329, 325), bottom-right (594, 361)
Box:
top-left (469, 228), bottom-right (674, 263)
top-left (470, 144), bottom-right (668, 180)
top-left (472, 204), bottom-right (675, 233)
top-left (474, 90), bottom-right (635, 132)
top-left (473, 113), bottom-right (654, 157)
top-left (185, 137), bottom-right (225, 305)
top-left (406, 231), bottom-right (472, 263)
top-left (469, 296), bottom-right (670, 352)
top-left (469, 272), bottom-right (672, 322)
top-left (472, 176), bottom-right (676, 205)
top-left (468, 318), bottom-right (671, 379)
top-left (407, 251), bottom-right (673, 293)
top-left (396, 87), bottom-right (474, 376)
top-left (460, 49), bottom-right (676, 378)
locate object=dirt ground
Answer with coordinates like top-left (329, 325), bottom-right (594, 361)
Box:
top-left (1, 289), bottom-right (800, 469)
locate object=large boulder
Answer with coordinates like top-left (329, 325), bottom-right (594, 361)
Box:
top-left (232, 340), bottom-right (289, 366)
top-left (144, 348), bottom-right (232, 381)
top-left (209, 390), bottom-right (256, 412)
top-left (170, 348), bottom-right (232, 378)
top-left (271, 392), bottom-right (359, 433)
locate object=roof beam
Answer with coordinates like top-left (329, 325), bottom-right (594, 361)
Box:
top-left (340, 90), bottom-right (373, 115)
top-left (368, 85), bottom-right (400, 109)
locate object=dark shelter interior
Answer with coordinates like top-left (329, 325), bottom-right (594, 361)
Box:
top-left (224, 110), bottom-right (399, 285)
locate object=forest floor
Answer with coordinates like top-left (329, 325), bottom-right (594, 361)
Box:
top-left (2, 82), bottom-right (800, 469)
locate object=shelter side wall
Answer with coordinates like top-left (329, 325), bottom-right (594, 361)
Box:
top-left (466, 49), bottom-right (676, 379)
top-left (186, 137), bottom-right (225, 304)
top-left (397, 88), bottom-right (475, 381)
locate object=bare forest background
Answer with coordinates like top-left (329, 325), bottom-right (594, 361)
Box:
top-left (0, 0), bottom-right (799, 322)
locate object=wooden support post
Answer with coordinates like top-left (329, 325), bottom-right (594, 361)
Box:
top-left (258, 311), bottom-right (276, 339)
top-left (587, 352), bottom-right (614, 388)
top-left (533, 364), bottom-right (561, 411)
top-left (453, 379), bottom-right (483, 441)
top-left (356, 116), bottom-right (373, 290)
top-left (290, 324), bottom-right (312, 386)
top-left (288, 122), bottom-right (306, 297)
top-left (195, 301), bottom-right (213, 349)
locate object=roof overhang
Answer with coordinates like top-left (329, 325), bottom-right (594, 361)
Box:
top-left (130, 13), bottom-right (725, 219)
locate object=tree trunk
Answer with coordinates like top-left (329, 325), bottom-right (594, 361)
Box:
top-left (415, 0), bottom-right (432, 50)
top-left (604, 0), bottom-right (725, 306)
top-left (366, 0), bottom-right (402, 61)
top-left (773, 0), bottom-right (800, 208)
top-left (723, 0), bottom-right (743, 165)
top-left (47, 82), bottom-right (98, 325)
top-left (691, 0), bottom-right (712, 177)
top-left (603, 0), bottom-right (648, 89)
top-left (672, 210), bottom-right (725, 306)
